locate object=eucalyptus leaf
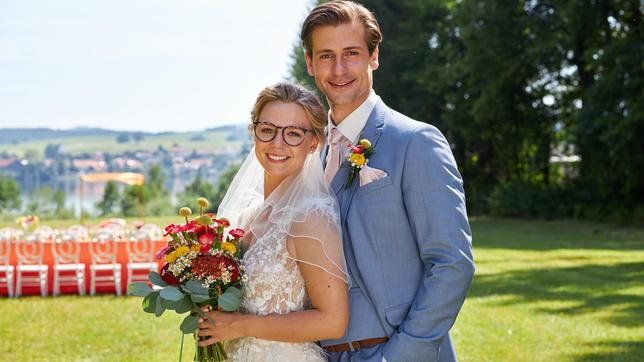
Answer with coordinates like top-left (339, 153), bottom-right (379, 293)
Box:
top-left (190, 293), bottom-right (210, 303)
top-left (182, 280), bottom-right (208, 295)
top-left (175, 295), bottom-right (196, 314)
top-left (160, 286), bottom-right (184, 302)
top-left (142, 292), bottom-right (159, 313)
top-left (128, 282), bottom-right (153, 297)
top-left (218, 291), bottom-right (241, 311)
top-left (148, 271), bottom-right (168, 287)
top-left (180, 315), bottom-right (199, 334)
top-left (225, 286), bottom-right (242, 298)
top-left (154, 293), bottom-right (166, 317)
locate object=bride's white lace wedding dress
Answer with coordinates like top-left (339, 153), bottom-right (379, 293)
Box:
top-left (225, 214), bottom-right (326, 361)
top-left (217, 148), bottom-right (347, 362)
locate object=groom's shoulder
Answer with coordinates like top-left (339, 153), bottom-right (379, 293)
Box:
top-left (381, 103), bottom-right (441, 140)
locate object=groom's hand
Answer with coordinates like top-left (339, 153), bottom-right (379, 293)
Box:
top-left (197, 310), bottom-right (247, 346)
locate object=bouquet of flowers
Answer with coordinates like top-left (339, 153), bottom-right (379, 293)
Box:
top-left (128, 197), bottom-right (245, 361)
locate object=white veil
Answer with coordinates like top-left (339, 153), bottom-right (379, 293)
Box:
top-left (218, 147), bottom-right (349, 284)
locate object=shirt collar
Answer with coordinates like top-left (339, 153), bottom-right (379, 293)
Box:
top-left (327, 90), bottom-right (378, 144)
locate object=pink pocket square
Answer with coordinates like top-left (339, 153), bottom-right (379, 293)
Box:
top-left (359, 165), bottom-right (388, 187)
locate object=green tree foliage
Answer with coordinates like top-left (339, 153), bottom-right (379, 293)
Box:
top-left (116, 133), bottom-right (130, 143)
top-left (291, 0), bottom-right (643, 221)
top-left (96, 181), bottom-right (120, 216)
top-left (144, 164), bottom-right (172, 216)
top-left (212, 163), bottom-right (242, 210)
top-left (0, 173), bottom-right (21, 211)
top-left (176, 175), bottom-right (217, 213)
top-left (120, 184), bottom-right (149, 217)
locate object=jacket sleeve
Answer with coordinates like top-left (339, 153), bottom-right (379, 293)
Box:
top-left (382, 124), bottom-right (475, 362)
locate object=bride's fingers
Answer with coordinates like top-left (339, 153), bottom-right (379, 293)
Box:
top-left (197, 336), bottom-right (219, 347)
top-left (198, 320), bottom-right (214, 329)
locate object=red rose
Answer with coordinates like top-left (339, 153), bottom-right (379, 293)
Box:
top-left (229, 228), bottom-right (244, 239)
top-left (352, 145), bottom-right (364, 154)
top-left (159, 263), bottom-right (180, 286)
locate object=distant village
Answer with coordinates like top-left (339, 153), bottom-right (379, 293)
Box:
top-left (0, 128), bottom-right (250, 215)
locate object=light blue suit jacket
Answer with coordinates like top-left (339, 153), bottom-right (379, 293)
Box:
top-left (322, 99), bottom-right (475, 362)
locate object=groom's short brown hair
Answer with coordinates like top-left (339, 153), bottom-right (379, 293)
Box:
top-left (301, 0), bottom-right (382, 57)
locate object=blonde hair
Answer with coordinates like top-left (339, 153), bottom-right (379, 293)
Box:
top-left (250, 81), bottom-right (327, 145)
top-left (301, 0), bottom-right (383, 57)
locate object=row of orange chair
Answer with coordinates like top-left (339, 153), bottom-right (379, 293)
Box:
top-left (0, 224), bottom-right (163, 297)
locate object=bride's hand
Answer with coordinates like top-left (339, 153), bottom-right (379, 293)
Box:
top-left (197, 310), bottom-right (248, 346)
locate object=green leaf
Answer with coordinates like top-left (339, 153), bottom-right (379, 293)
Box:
top-left (182, 280), bottom-right (208, 295)
top-left (175, 295), bottom-right (196, 314)
top-left (180, 315), bottom-right (199, 334)
top-left (218, 290), bottom-right (241, 311)
top-left (142, 292), bottom-right (159, 313)
top-left (160, 286), bottom-right (184, 302)
top-left (161, 294), bottom-right (194, 314)
top-left (148, 271), bottom-right (168, 287)
top-left (225, 286), bottom-right (241, 298)
top-left (129, 282), bottom-right (153, 297)
top-left (190, 294), bottom-right (210, 303)
top-left (154, 293), bottom-right (166, 317)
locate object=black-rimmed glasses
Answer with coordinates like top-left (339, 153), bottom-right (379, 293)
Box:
top-left (252, 121), bottom-right (313, 147)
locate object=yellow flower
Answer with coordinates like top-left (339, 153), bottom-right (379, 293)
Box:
top-left (191, 245), bottom-right (201, 253)
top-left (221, 242), bottom-right (237, 255)
top-left (175, 246), bottom-right (190, 257)
top-left (165, 251), bottom-right (178, 263)
top-left (349, 153), bottom-right (366, 167)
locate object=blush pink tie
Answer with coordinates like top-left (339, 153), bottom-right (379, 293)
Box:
top-left (325, 127), bottom-right (344, 184)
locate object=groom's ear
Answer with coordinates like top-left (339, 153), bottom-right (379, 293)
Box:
top-left (370, 46), bottom-right (380, 71)
top-left (305, 52), bottom-right (315, 76)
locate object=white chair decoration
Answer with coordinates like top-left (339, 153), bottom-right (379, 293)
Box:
top-left (0, 228), bottom-right (16, 298)
top-left (139, 224), bottom-right (162, 240)
top-left (15, 234), bottom-right (49, 297)
top-left (89, 232), bottom-right (122, 296)
top-left (126, 230), bottom-right (158, 292)
top-left (52, 234), bottom-right (86, 296)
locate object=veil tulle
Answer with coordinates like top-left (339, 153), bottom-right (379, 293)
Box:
top-left (218, 147), bottom-right (349, 284)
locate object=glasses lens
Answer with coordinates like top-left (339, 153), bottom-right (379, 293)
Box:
top-left (255, 123), bottom-right (276, 142)
top-left (284, 127), bottom-right (306, 146)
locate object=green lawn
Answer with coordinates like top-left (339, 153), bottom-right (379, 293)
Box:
top-left (1, 218), bottom-right (642, 361)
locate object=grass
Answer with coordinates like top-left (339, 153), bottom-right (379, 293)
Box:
top-left (1, 217), bottom-right (643, 361)
top-left (452, 218), bottom-right (644, 362)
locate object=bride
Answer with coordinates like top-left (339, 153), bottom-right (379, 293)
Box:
top-left (197, 81), bottom-right (349, 361)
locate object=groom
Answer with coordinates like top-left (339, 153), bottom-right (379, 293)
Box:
top-left (301, 1), bottom-right (475, 361)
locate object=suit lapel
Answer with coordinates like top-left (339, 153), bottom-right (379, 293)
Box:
top-left (332, 100), bottom-right (386, 221)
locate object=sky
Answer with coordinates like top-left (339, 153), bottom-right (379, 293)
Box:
top-left (0, 0), bottom-right (312, 132)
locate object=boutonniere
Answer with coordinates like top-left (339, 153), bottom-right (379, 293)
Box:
top-left (344, 139), bottom-right (373, 189)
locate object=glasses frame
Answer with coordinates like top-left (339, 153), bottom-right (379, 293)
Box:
top-left (252, 121), bottom-right (314, 147)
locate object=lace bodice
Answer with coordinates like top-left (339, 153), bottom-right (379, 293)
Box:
top-left (226, 209), bottom-right (326, 361)
top-left (240, 221), bottom-right (310, 315)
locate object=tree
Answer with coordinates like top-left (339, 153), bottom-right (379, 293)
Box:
top-left (96, 181), bottom-right (120, 216)
top-left (212, 163), bottom-right (242, 210)
top-left (144, 164), bottom-right (172, 216)
top-left (0, 173), bottom-right (21, 211)
top-left (120, 185), bottom-right (149, 217)
top-left (116, 133), bottom-right (130, 143)
top-left (176, 174), bottom-right (217, 213)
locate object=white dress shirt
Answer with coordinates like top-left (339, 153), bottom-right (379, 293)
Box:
top-left (326, 90), bottom-right (379, 170)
